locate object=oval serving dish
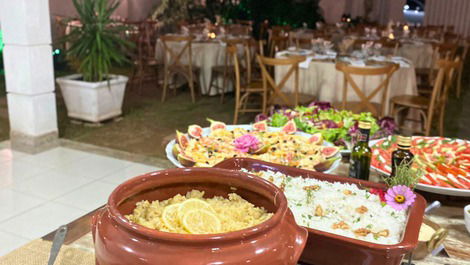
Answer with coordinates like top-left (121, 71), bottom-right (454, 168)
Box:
top-left (214, 158), bottom-right (426, 265)
top-left (92, 167), bottom-right (308, 265)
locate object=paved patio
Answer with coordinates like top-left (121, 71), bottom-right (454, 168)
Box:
top-left (0, 143), bottom-right (161, 256)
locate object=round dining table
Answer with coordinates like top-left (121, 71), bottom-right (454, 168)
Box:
top-left (274, 51), bottom-right (418, 116)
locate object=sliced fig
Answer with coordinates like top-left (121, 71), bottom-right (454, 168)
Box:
top-left (177, 153), bottom-right (196, 167)
top-left (176, 130), bottom-right (189, 149)
top-left (314, 157), bottom-right (340, 172)
top-left (172, 144), bottom-right (182, 158)
top-left (321, 146), bottom-right (340, 158)
top-left (207, 118), bottom-right (226, 131)
top-left (281, 120), bottom-right (297, 134)
top-left (309, 133), bottom-right (323, 145)
top-left (250, 144), bottom-right (271, 155)
top-left (188, 125), bottom-right (203, 139)
top-left (253, 120), bottom-right (268, 132)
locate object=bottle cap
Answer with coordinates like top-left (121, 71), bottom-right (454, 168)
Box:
top-left (358, 121), bottom-right (371, 130)
top-left (397, 135), bottom-right (412, 148)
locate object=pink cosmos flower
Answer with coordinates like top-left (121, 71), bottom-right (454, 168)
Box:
top-left (385, 185), bottom-right (416, 211)
top-left (233, 134), bottom-right (260, 153)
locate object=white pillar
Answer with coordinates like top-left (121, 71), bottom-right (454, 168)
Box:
top-left (0, 0), bottom-right (59, 153)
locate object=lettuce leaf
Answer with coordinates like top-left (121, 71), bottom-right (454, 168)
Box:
top-left (270, 113), bottom-right (289, 127)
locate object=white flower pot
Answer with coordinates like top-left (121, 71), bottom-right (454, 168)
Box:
top-left (56, 74), bottom-right (128, 123)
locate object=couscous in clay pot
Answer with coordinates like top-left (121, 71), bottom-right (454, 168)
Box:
top-left (92, 167), bottom-right (308, 265)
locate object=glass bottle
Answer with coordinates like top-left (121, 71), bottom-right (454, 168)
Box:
top-left (390, 135), bottom-right (414, 177)
top-left (349, 121), bottom-right (372, 181)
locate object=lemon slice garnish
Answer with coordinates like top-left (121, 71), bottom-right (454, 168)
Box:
top-left (182, 209), bottom-right (222, 234)
top-left (162, 203), bottom-right (181, 232)
top-left (177, 198), bottom-right (214, 221)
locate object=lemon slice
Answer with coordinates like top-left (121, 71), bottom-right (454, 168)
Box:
top-left (182, 209), bottom-right (222, 234)
top-left (162, 203), bottom-right (181, 232)
top-left (177, 198), bottom-right (214, 221)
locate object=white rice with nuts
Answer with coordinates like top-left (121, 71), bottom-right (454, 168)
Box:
top-left (243, 169), bottom-right (408, 245)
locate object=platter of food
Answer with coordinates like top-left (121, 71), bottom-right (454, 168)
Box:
top-left (214, 157), bottom-right (426, 265)
top-left (165, 119), bottom-right (341, 173)
top-left (254, 102), bottom-right (395, 151)
top-left (370, 136), bottom-right (470, 197)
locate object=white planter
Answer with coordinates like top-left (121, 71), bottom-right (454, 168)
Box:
top-left (56, 74), bottom-right (128, 123)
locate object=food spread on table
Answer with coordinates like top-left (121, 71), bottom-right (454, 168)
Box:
top-left (171, 119), bottom-right (340, 171)
top-left (371, 136), bottom-right (470, 190)
top-left (244, 169), bottom-right (408, 244)
top-left (126, 189), bottom-right (272, 234)
top-left (255, 102), bottom-right (395, 148)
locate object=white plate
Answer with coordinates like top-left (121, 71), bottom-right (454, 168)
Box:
top-left (369, 138), bottom-right (470, 197)
top-left (165, 124), bottom-right (341, 174)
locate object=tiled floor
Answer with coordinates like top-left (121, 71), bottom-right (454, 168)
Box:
top-left (0, 146), bottom-right (161, 256)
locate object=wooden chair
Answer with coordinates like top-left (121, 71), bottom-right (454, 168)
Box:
top-left (293, 36), bottom-right (312, 49)
top-left (230, 45), bottom-right (266, 124)
top-left (417, 42), bottom-right (458, 95)
top-left (391, 58), bottom-right (460, 136)
top-left (377, 38), bottom-right (400, 56)
top-left (160, 35), bottom-right (198, 103)
top-left (335, 62), bottom-right (399, 117)
top-left (257, 55), bottom-right (315, 108)
top-left (456, 38), bottom-right (469, 98)
top-left (268, 35), bottom-right (289, 57)
top-left (128, 20), bottom-right (161, 94)
top-left (208, 38), bottom-right (250, 103)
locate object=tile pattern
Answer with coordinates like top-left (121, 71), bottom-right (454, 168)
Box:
top-left (0, 146), bottom-right (161, 256)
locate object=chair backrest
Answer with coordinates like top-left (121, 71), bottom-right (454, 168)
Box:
top-left (160, 35), bottom-right (195, 72)
top-left (335, 62), bottom-right (399, 117)
top-left (425, 57), bottom-right (461, 135)
top-left (293, 36), bottom-right (312, 49)
top-left (257, 55), bottom-right (306, 107)
top-left (227, 24), bottom-right (251, 36)
top-left (377, 38), bottom-right (400, 56)
top-left (428, 42), bottom-right (459, 83)
top-left (223, 38), bottom-right (252, 85)
top-left (268, 35), bottom-right (289, 57)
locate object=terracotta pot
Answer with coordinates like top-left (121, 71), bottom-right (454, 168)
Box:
top-left (92, 167), bottom-right (308, 265)
top-left (214, 158), bottom-right (426, 265)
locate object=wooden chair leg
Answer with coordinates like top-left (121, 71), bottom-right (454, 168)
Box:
top-left (233, 94), bottom-right (240, 125)
top-left (208, 71), bottom-right (215, 97)
top-left (189, 73), bottom-right (196, 103)
top-left (161, 69), bottom-right (169, 102)
top-left (438, 106), bottom-right (445, 137)
top-left (457, 65), bottom-right (463, 98)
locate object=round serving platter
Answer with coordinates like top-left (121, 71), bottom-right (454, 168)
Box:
top-left (369, 137), bottom-right (470, 197)
top-left (165, 124), bottom-right (341, 174)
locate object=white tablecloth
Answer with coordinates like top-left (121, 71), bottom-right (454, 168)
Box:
top-left (397, 41), bottom-right (435, 69)
top-left (155, 40), bottom-right (231, 95)
top-left (274, 53), bottom-right (418, 115)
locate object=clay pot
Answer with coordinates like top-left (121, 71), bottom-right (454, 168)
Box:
top-left (92, 168), bottom-right (308, 265)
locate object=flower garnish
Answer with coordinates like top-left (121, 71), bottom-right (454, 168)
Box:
top-left (233, 134), bottom-right (260, 153)
top-left (369, 188), bottom-right (386, 202)
top-left (384, 185), bottom-right (416, 211)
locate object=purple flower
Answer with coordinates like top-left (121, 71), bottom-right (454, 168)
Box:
top-left (348, 121), bottom-right (359, 135)
top-left (255, 113), bottom-right (268, 122)
top-left (308, 101), bottom-right (332, 111)
top-left (377, 117), bottom-right (397, 134)
top-left (385, 185), bottom-right (416, 211)
top-left (233, 134), bottom-right (260, 153)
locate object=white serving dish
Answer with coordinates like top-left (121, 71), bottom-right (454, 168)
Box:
top-left (165, 124), bottom-right (341, 174)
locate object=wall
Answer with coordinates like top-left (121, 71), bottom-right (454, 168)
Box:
top-left (424, 0), bottom-right (470, 37)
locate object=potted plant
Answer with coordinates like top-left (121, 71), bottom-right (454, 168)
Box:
top-left (56, 0), bottom-right (132, 123)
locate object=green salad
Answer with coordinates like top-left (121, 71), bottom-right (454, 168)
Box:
top-left (256, 102), bottom-right (395, 147)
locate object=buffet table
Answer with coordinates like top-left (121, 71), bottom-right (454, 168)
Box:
top-left (1, 163), bottom-right (469, 265)
top-left (274, 52), bottom-right (418, 116)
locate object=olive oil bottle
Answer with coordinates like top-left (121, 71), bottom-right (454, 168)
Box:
top-left (390, 135), bottom-right (414, 177)
top-left (349, 121), bottom-right (372, 180)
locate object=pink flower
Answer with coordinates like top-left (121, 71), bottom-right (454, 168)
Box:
top-left (369, 188), bottom-right (386, 202)
top-left (233, 134), bottom-right (260, 153)
top-left (385, 185), bottom-right (416, 211)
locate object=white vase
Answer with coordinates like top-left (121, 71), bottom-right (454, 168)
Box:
top-left (56, 74), bottom-right (128, 123)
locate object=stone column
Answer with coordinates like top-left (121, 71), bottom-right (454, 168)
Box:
top-left (0, 0), bottom-right (59, 153)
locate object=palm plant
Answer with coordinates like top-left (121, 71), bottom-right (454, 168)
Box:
top-left (66, 0), bottom-right (131, 82)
